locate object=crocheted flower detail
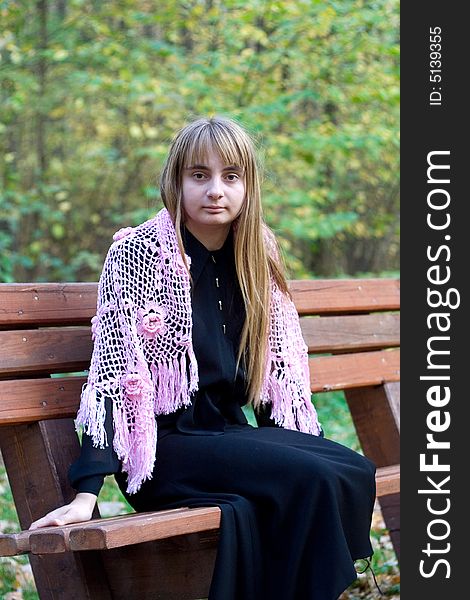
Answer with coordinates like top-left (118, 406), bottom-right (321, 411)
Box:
top-left (90, 315), bottom-right (99, 341)
top-left (136, 303), bottom-right (167, 339)
top-left (113, 227), bottom-right (134, 242)
top-left (122, 373), bottom-right (147, 398)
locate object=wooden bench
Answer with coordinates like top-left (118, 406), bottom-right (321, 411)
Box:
top-left (0, 279), bottom-right (400, 599)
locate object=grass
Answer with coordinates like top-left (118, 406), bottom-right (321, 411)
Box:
top-left (0, 392), bottom-right (399, 599)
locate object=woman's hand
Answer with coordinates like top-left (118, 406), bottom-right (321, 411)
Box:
top-left (29, 492), bottom-right (97, 530)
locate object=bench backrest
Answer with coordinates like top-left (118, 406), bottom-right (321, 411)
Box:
top-left (0, 279), bottom-right (399, 423)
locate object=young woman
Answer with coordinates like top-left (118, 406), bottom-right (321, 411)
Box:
top-left (30, 116), bottom-right (376, 600)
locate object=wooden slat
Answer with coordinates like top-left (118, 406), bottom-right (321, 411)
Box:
top-left (0, 376), bottom-right (85, 425)
top-left (309, 349), bottom-right (400, 392)
top-left (0, 353), bottom-right (400, 424)
top-left (0, 279), bottom-right (400, 326)
top-left (10, 509), bottom-right (204, 555)
top-left (27, 510), bottom-right (190, 554)
top-left (300, 313), bottom-right (399, 353)
top-left (376, 464), bottom-right (400, 497)
top-left (290, 278), bottom-right (400, 315)
top-left (27, 507), bottom-right (222, 554)
top-left (0, 283), bottom-right (97, 326)
top-left (0, 313), bottom-right (399, 379)
top-left (0, 531), bottom-right (31, 556)
top-left (0, 328), bottom-right (92, 376)
top-left (69, 507), bottom-right (222, 552)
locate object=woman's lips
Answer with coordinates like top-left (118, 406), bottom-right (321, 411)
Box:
top-left (203, 206), bottom-right (225, 213)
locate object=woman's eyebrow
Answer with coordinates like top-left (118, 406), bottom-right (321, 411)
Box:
top-left (185, 164), bottom-right (243, 172)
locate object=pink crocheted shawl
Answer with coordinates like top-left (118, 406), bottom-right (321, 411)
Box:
top-left (77, 208), bottom-right (321, 494)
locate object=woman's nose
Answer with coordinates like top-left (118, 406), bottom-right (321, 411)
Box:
top-left (207, 177), bottom-right (224, 199)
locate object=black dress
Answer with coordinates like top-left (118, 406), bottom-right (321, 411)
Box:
top-left (69, 228), bottom-right (376, 600)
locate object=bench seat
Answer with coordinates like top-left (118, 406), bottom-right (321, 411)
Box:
top-left (0, 463), bottom-right (399, 557)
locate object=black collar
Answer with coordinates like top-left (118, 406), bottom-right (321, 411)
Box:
top-left (182, 226), bottom-right (234, 286)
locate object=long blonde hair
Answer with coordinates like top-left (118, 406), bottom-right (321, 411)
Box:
top-left (160, 116), bottom-right (288, 408)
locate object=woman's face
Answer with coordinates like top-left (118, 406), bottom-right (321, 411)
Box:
top-left (181, 149), bottom-right (245, 248)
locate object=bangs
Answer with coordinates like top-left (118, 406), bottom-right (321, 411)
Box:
top-left (182, 122), bottom-right (250, 172)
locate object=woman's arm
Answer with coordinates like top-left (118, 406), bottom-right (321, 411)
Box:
top-left (68, 397), bottom-right (121, 494)
top-left (29, 397), bottom-right (121, 529)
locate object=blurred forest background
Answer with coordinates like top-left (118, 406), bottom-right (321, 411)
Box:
top-left (0, 0), bottom-right (399, 283)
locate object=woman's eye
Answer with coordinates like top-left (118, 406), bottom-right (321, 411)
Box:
top-left (191, 172), bottom-right (239, 181)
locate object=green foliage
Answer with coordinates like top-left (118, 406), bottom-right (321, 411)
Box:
top-left (1, 0), bottom-right (398, 282)
top-left (313, 390), bottom-right (361, 450)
